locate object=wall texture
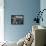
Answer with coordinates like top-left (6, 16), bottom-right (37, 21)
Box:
top-left (40, 0), bottom-right (46, 27)
top-left (4, 0), bottom-right (40, 42)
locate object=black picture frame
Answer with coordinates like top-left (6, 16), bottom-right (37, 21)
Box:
top-left (11, 15), bottom-right (24, 25)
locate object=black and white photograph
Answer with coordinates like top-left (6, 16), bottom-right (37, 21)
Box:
top-left (11, 15), bottom-right (24, 25)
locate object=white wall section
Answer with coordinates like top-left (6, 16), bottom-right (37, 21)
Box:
top-left (0, 0), bottom-right (4, 42)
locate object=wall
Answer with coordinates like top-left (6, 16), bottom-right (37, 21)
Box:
top-left (4, 0), bottom-right (40, 42)
top-left (40, 0), bottom-right (46, 27)
top-left (0, 0), bottom-right (4, 42)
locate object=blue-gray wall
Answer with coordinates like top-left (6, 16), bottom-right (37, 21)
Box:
top-left (4, 0), bottom-right (40, 42)
top-left (40, 0), bottom-right (46, 27)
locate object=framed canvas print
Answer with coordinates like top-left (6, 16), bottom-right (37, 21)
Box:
top-left (11, 15), bottom-right (24, 25)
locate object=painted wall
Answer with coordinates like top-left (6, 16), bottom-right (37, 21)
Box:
top-left (0, 0), bottom-right (4, 42)
top-left (4, 0), bottom-right (40, 42)
top-left (40, 0), bottom-right (46, 27)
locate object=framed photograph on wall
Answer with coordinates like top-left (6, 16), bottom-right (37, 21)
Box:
top-left (11, 15), bottom-right (24, 25)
